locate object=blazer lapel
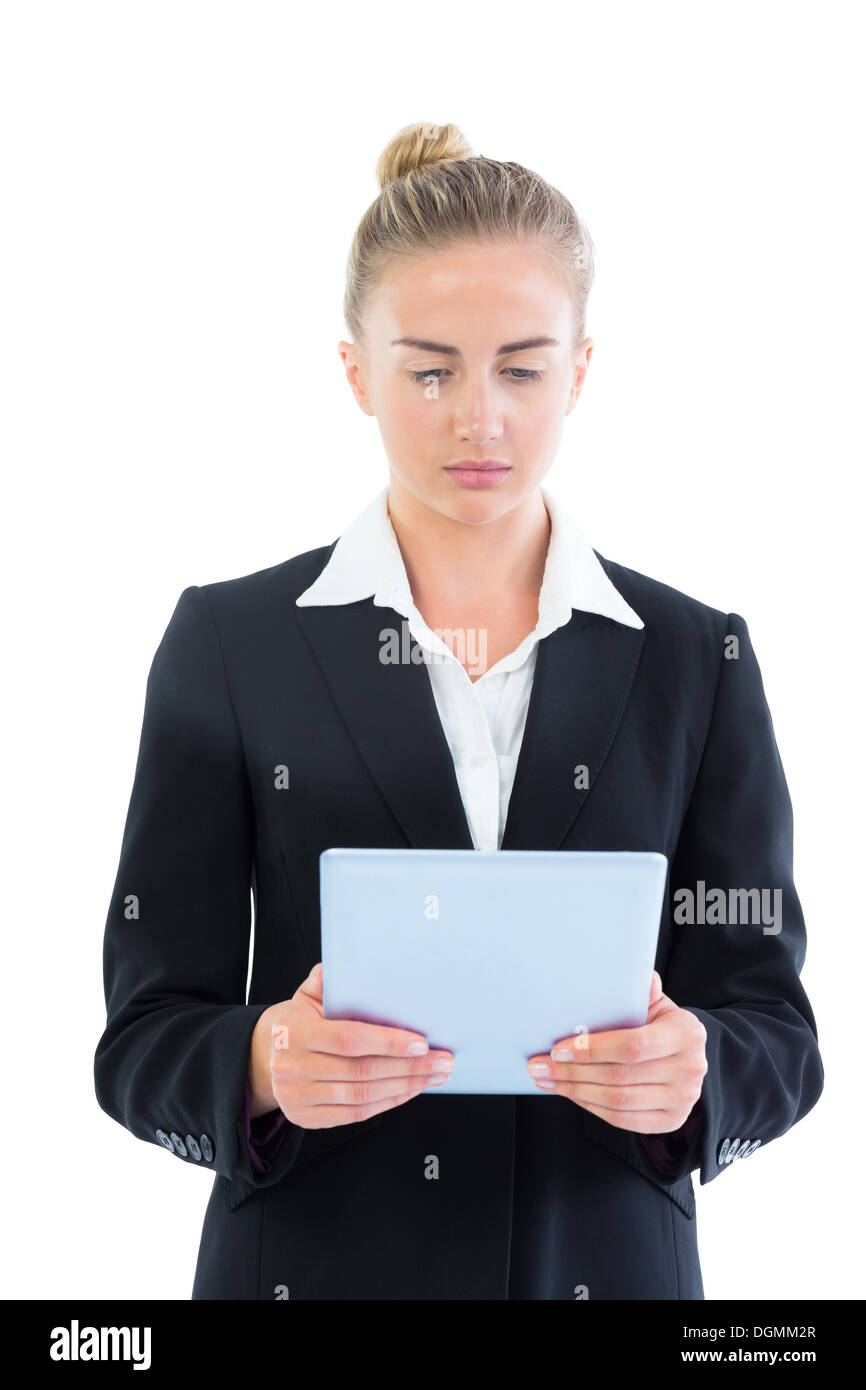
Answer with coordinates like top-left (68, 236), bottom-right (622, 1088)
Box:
top-left (499, 615), bottom-right (646, 849)
top-left (296, 600), bottom-right (475, 849)
top-left (296, 601), bottom-right (645, 853)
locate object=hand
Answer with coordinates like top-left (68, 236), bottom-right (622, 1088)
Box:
top-left (525, 970), bottom-right (708, 1135)
top-left (248, 962), bottom-right (455, 1129)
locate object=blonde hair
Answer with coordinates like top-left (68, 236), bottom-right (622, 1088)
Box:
top-left (344, 121), bottom-right (596, 351)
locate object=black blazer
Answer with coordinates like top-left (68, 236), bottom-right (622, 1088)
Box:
top-left (94, 538), bottom-right (824, 1300)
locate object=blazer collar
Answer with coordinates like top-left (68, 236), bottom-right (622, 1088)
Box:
top-left (296, 483), bottom-right (644, 632)
top-left (294, 485), bottom-right (646, 851)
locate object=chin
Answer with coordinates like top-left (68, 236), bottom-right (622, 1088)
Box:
top-left (437, 490), bottom-right (522, 525)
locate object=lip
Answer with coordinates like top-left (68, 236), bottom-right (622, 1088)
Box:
top-left (446, 460), bottom-right (510, 470)
top-left (444, 460), bottom-right (512, 489)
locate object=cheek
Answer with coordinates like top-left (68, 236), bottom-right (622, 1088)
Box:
top-left (385, 383), bottom-right (442, 441)
top-left (513, 388), bottom-right (563, 438)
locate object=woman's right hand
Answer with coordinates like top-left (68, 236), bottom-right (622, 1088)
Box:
top-left (248, 962), bottom-right (455, 1128)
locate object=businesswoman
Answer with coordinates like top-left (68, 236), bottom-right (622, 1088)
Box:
top-left (94, 121), bottom-right (823, 1300)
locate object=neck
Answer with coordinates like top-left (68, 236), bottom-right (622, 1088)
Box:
top-left (385, 475), bottom-right (551, 611)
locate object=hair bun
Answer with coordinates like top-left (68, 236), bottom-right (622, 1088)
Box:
top-left (375, 122), bottom-right (474, 190)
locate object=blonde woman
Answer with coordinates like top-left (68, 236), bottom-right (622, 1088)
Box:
top-left (95, 122), bottom-right (823, 1301)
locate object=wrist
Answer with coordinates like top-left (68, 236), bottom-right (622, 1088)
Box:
top-left (248, 1003), bottom-right (281, 1120)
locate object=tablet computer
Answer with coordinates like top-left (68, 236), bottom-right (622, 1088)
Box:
top-left (320, 847), bottom-right (668, 1095)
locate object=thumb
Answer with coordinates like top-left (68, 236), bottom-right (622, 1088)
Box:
top-left (646, 968), bottom-right (673, 1022)
top-left (297, 961), bottom-right (323, 1003)
top-left (648, 968), bottom-right (663, 1007)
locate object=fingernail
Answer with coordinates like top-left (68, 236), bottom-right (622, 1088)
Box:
top-left (535, 1079), bottom-right (556, 1090)
top-left (432, 1057), bottom-right (454, 1072)
top-left (427, 1072), bottom-right (449, 1085)
top-left (407, 1041), bottom-right (428, 1056)
top-left (528, 1062), bottom-right (550, 1077)
top-left (551, 1047), bottom-right (573, 1062)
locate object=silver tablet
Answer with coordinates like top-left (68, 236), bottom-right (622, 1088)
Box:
top-left (320, 847), bottom-right (668, 1095)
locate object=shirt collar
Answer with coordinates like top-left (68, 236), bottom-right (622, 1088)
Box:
top-left (295, 483), bottom-right (643, 632)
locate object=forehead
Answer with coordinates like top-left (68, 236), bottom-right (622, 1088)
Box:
top-left (369, 240), bottom-right (573, 344)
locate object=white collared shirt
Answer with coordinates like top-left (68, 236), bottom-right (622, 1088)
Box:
top-left (297, 484), bottom-right (643, 851)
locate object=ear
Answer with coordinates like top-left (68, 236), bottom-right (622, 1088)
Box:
top-left (338, 340), bottom-right (376, 417)
top-left (566, 337), bottom-right (594, 414)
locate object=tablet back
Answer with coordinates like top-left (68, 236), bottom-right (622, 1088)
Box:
top-left (320, 847), bottom-right (668, 1095)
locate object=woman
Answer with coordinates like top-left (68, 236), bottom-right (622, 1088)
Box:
top-left (94, 121), bottom-right (823, 1301)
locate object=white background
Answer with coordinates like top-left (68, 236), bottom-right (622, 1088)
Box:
top-left (2, 0), bottom-right (862, 1301)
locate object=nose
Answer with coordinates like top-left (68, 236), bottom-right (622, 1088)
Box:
top-left (455, 379), bottom-right (502, 445)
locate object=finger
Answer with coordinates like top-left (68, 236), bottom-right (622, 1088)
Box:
top-left (276, 1047), bottom-right (455, 1084)
top-left (533, 1078), bottom-right (677, 1110)
top-left (310, 1013), bottom-right (432, 1061)
top-left (648, 969), bottom-right (663, 1008)
top-left (295, 962), bottom-right (325, 1013)
top-left (546, 1017), bottom-right (684, 1066)
top-left (300, 1073), bottom-right (453, 1106)
top-left (646, 975), bottom-right (679, 1025)
top-left (572, 1100), bottom-right (686, 1134)
top-left (528, 1057), bottom-right (680, 1086)
top-left (292, 1084), bottom-right (431, 1130)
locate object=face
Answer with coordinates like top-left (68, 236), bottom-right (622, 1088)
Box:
top-left (338, 240), bottom-right (593, 525)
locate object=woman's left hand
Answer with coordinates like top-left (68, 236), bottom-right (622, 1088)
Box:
top-left (525, 970), bottom-right (708, 1134)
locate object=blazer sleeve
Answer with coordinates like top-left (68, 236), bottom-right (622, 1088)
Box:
top-left (633, 611), bottom-right (824, 1189)
top-left (94, 585), bottom-right (304, 1194)
top-left (242, 1077), bottom-right (290, 1175)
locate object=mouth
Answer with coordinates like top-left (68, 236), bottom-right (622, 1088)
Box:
top-left (443, 461), bottom-right (512, 489)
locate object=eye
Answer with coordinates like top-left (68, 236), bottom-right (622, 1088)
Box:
top-left (410, 369), bottom-right (451, 384)
top-left (409, 367), bottom-right (543, 385)
top-left (505, 368), bottom-right (543, 383)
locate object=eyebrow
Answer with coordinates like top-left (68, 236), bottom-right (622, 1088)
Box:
top-left (390, 335), bottom-right (560, 357)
